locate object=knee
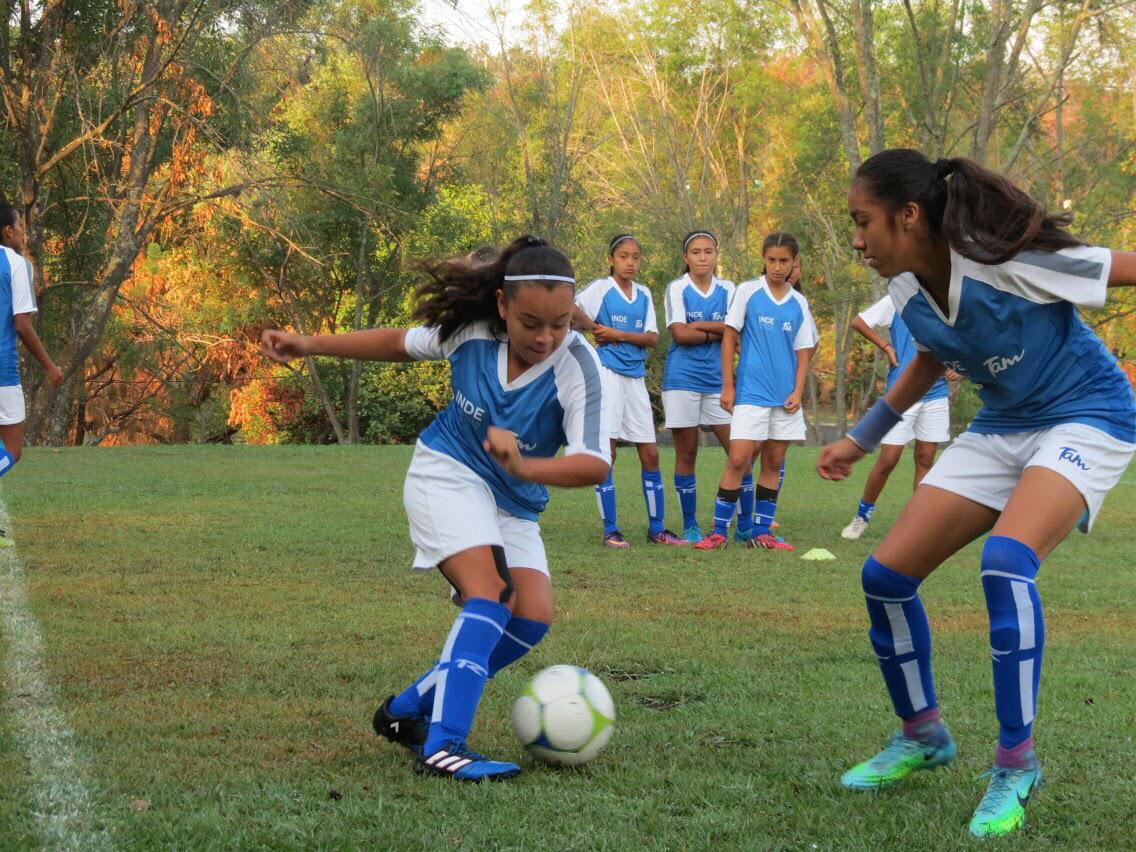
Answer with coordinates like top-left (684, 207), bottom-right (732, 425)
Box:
top-left (640, 446), bottom-right (660, 469)
top-left (3, 443), bottom-right (19, 465)
top-left (875, 454), bottom-right (899, 475)
top-left (981, 536), bottom-right (1042, 645)
top-left (861, 554), bottom-right (918, 598)
top-left (913, 448), bottom-right (936, 471)
top-left (981, 536), bottom-right (1040, 581)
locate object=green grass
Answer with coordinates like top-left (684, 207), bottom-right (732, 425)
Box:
top-left (1, 445), bottom-right (1134, 849)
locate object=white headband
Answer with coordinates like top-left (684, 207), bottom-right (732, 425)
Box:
top-left (503, 274), bottom-right (576, 283)
top-left (608, 235), bottom-right (641, 255)
top-left (683, 231), bottom-right (717, 251)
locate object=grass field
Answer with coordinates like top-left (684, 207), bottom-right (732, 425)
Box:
top-left (0, 445), bottom-right (1133, 850)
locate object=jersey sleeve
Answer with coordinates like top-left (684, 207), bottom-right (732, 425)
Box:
top-left (664, 280), bottom-right (686, 327)
top-left (557, 336), bottom-right (611, 463)
top-left (959, 245), bottom-right (1112, 309)
top-left (724, 281), bottom-right (754, 331)
top-left (856, 295), bottom-right (894, 329)
top-left (573, 279), bottom-right (607, 321)
top-left (793, 297), bottom-right (819, 350)
top-left (10, 257), bottom-right (36, 315)
top-left (403, 322), bottom-right (490, 361)
top-left (641, 287), bottom-right (659, 335)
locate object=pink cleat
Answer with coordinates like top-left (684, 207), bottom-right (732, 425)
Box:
top-left (603, 530), bottom-right (631, 549)
top-left (747, 533), bottom-right (794, 551)
top-left (693, 532), bottom-right (729, 550)
top-left (648, 529), bottom-right (688, 547)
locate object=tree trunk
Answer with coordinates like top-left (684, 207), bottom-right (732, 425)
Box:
top-left (345, 224), bottom-right (369, 445)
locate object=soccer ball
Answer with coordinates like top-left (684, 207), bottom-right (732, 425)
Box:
top-left (511, 664), bottom-right (615, 766)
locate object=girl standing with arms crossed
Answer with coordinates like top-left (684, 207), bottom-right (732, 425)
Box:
top-left (661, 231), bottom-right (739, 543)
top-left (263, 236), bottom-right (610, 781)
top-left (694, 232), bottom-right (817, 551)
top-left (819, 149), bottom-right (1135, 837)
top-left (574, 235), bottom-right (686, 548)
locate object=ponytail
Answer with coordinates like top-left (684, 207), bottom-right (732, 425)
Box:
top-left (855, 149), bottom-right (1082, 265)
top-left (413, 235), bottom-right (575, 342)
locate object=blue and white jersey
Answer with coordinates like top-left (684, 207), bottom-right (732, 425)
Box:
top-left (0, 247), bottom-right (36, 387)
top-left (858, 295), bottom-right (948, 402)
top-left (404, 323), bottom-right (610, 521)
top-left (726, 277), bottom-right (818, 407)
top-left (661, 274), bottom-right (736, 393)
top-left (574, 277), bottom-right (659, 378)
top-left (889, 246), bottom-right (1135, 443)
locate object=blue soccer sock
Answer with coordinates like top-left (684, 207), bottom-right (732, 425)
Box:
top-left (388, 662), bottom-right (441, 718)
top-left (642, 469), bottom-right (665, 535)
top-left (712, 487), bottom-right (739, 536)
top-left (736, 471), bottom-right (755, 538)
top-left (423, 598), bottom-right (510, 753)
top-left (861, 555), bottom-right (938, 722)
top-left (752, 485), bottom-right (778, 537)
top-left (0, 446), bottom-right (15, 479)
top-left (674, 473), bottom-right (698, 529)
top-left (857, 500), bottom-right (876, 522)
top-left (488, 616), bottom-right (549, 676)
top-left (981, 536), bottom-right (1044, 751)
top-left (595, 469), bottom-right (618, 535)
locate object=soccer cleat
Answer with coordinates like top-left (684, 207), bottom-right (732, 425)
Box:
top-left (733, 529), bottom-right (755, 543)
top-left (603, 530), bottom-right (631, 549)
top-left (373, 696), bottom-right (429, 757)
top-left (747, 533), bottom-right (795, 551)
top-left (841, 727), bottom-right (957, 790)
top-left (417, 744), bottom-right (521, 782)
top-left (968, 758), bottom-right (1043, 838)
top-left (842, 516), bottom-right (870, 540)
top-left (682, 523), bottom-right (703, 544)
top-left (693, 532), bottom-right (728, 550)
top-left (648, 529), bottom-right (688, 546)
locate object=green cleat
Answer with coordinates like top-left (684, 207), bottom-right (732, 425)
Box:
top-left (841, 727), bottom-right (957, 790)
top-left (968, 758), bottom-right (1042, 838)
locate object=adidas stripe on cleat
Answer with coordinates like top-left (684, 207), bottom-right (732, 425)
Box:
top-left (373, 696), bottom-right (429, 757)
top-left (417, 745), bottom-right (521, 782)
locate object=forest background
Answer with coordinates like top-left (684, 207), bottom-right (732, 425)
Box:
top-left (2, 0), bottom-right (1134, 447)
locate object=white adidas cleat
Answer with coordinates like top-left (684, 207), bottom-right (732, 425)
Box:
top-left (841, 516), bottom-right (869, 540)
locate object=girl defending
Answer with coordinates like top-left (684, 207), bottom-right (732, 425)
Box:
top-left (819, 149), bottom-right (1136, 837)
top-left (262, 236), bottom-right (610, 781)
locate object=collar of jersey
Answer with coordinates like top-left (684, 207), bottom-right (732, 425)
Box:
top-left (496, 336), bottom-right (562, 390)
top-left (757, 276), bottom-right (795, 306)
top-left (607, 276), bottom-right (640, 304)
top-left (683, 272), bottom-right (718, 296)
top-left (913, 250), bottom-right (964, 327)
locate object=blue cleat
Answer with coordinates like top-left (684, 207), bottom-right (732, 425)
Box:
top-left (683, 523), bottom-right (703, 544)
top-left (418, 743), bottom-right (521, 782)
top-left (968, 756), bottom-right (1043, 838)
top-left (373, 696), bottom-right (428, 757)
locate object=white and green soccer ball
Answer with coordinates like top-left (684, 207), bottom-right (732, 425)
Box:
top-left (511, 664), bottom-right (615, 766)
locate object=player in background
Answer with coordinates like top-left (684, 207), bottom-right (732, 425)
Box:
top-left (0, 202), bottom-right (64, 538)
top-left (694, 232), bottom-right (817, 551)
top-left (661, 231), bottom-right (738, 543)
top-left (839, 294), bottom-right (958, 540)
top-left (573, 235), bottom-right (686, 548)
top-left (818, 149), bottom-right (1136, 837)
top-left (263, 236), bottom-right (610, 782)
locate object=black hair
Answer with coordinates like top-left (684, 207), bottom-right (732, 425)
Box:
top-left (681, 230), bottom-right (717, 274)
top-left (855, 149), bottom-right (1082, 264)
top-left (0, 203), bottom-right (18, 232)
top-left (412, 235), bottom-right (574, 342)
top-left (762, 231), bottom-right (799, 257)
top-left (607, 233), bottom-right (640, 276)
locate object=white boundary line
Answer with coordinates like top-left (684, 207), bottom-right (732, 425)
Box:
top-left (0, 493), bottom-right (109, 849)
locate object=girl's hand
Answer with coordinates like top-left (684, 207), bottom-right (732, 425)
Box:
top-left (45, 363), bottom-right (64, 387)
top-left (883, 343), bottom-right (899, 369)
top-left (484, 426), bottom-right (528, 479)
top-left (720, 386), bottom-right (735, 414)
top-left (944, 368), bottom-right (961, 381)
top-left (783, 390), bottom-right (802, 414)
top-left (261, 329), bottom-right (310, 363)
top-left (591, 324), bottom-right (621, 344)
top-left (817, 438), bottom-right (867, 481)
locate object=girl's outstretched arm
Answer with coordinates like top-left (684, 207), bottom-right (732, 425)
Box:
top-left (262, 328), bottom-right (413, 364)
top-left (1108, 250), bottom-right (1136, 287)
top-left (483, 426), bottom-right (609, 486)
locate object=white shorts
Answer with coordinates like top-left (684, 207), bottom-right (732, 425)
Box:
top-left (662, 390), bottom-right (731, 429)
top-left (921, 423), bottom-right (1135, 531)
top-left (0, 386), bottom-right (25, 426)
top-left (882, 397), bottom-right (950, 446)
top-left (730, 404), bottom-right (806, 442)
top-left (403, 442), bottom-right (549, 576)
top-left (602, 367), bottom-right (656, 444)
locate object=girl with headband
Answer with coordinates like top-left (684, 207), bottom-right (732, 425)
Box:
top-left (262, 235), bottom-right (610, 781)
top-left (573, 234), bottom-right (687, 548)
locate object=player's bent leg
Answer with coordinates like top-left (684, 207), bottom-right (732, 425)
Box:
top-left (488, 567), bottom-right (552, 677)
top-left (911, 440), bottom-right (937, 490)
top-left (843, 444), bottom-right (903, 540)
